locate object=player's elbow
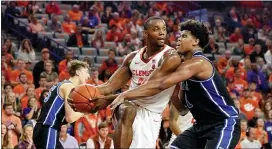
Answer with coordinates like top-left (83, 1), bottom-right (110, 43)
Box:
top-left (157, 79), bottom-right (172, 91)
top-left (65, 116), bottom-right (74, 123)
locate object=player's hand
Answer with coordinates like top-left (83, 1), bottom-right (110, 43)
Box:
top-left (110, 93), bottom-right (125, 110)
top-left (94, 98), bottom-right (111, 110)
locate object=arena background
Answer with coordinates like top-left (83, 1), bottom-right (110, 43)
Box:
top-left (1, 1), bottom-right (272, 148)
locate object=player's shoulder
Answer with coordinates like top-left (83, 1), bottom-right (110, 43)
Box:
top-left (122, 49), bottom-right (141, 66)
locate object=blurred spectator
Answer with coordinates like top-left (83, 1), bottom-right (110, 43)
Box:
top-left (249, 82), bottom-right (263, 105)
top-left (1, 123), bottom-right (13, 149)
top-left (16, 1), bottom-right (29, 7)
top-left (1, 103), bottom-right (22, 147)
top-left (5, 92), bottom-right (21, 117)
top-left (225, 7), bottom-right (242, 32)
top-left (99, 49), bottom-right (118, 82)
top-left (79, 2), bottom-right (92, 12)
top-left (234, 99), bottom-right (248, 120)
top-left (91, 30), bottom-right (105, 49)
top-left (1, 55), bottom-right (12, 83)
top-left (93, 2), bottom-right (104, 15)
top-left (240, 127), bottom-right (262, 148)
top-left (68, 5), bottom-right (83, 22)
top-left (130, 30), bottom-right (142, 51)
top-left (130, 10), bottom-right (143, 38)
top-left (83, 57), bottom-right (93, 67)
top-left (5, 1), bottom-right (21, 18)
top-left (17, 39), bottom-right (36, 61)
top-left (132, 1), bottom-right (149, 15)
top-left (203, 35), bottom-right (219, 54)
top-left (264, 110), bottom-right (272, 143)
top-left (264, 38), bottom-right (272, 65)
top-left (2, 45), bottom-right (14, 68)
top-left (81, 8), bottom-right (99, 28)
top-left (28, 16), bottom-right (45, 34)
top-left (101, 6), bottom-right (113, 24)
top-left (249, 9), bottom-right (261, 29)
top-left (4, 39), bottom-right (17, 57)
top-left (38, 90), bottom-right (48, 107)
top-left (247, 63), bottom-right (269, 92)
top-left (49, 15), bottom-right (62, 33)
top-left (13, 72), bottom-right (34, 98)
top-left (217, 50), bottom-right (232, 75)
top-left (45, 2), bottom-right (61, 16)
top-left (34, 76), bottom-right (47, 99)
top-left (244, 38), bottom-right (255, 56)
top-left (109, 12), bottom-right (123, 30)
top-left (241, 19), bottom-right (257, 43)
top-left (225, 59), bottom-right (247, 81)
top-left (250, 44), bottom-right (265, 63)
top-left (117, 34), bottom-right (134, 56)
top-left (215, 26), bottom-right (227, 42)
top-left (67, 27), bottom-right (89, 48)
top-left (255, 118), bottom-right (269, 145)
top-left (86, 122), bottom-right (114, 149)
top-left (229, 27), bottom-right (243, 43)
top-left (74, 114), bottom-right (99, 144)
top-left (18, 124), bottom-right (35, 149)
top-left (40, 61), bottom-right (58, 88)
top-left (240, 119), bottom-right (248, 141)
top-left (233, 69), bottom-right (248, 95)
top-left (58, 68), bottom-right (70, 82)
top-left (264, 101), bottom-right (272, 120)
top-left (33, 48), bottom-right (52, 88)
top-left (240, 89), bottom-right (259, 120)
top-left (258, 28), bottom-right (269, 42)
top-left (58, 50), bottom-right (74, 73)
top-left (106, 25), bottom-right (122, 42)
top-left (21, 3), bottom-right (34, 18)
top-left (2, 83), bottom-right (13, 102)
top-left (87, 67), bottom-right (104, 85)
top-left (20, 87), bottom-right (36, 110)
top-left (248, 108), bottom-right (262, 127)
top-left (10, 59), bottom-right (34, 86)
top-left (59, 124), bottom-right (79, 148)
top-left (62, 15), bottom-right (77, 35)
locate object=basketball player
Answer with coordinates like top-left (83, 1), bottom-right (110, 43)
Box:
top-left (168, 85), bottom-right (193, 146)
top-left (33, 60), bottom-right (90, 149)
top-left (95, 16), bottom-right (182, 148)
top-left (111, 20), bottom-right (241, 149)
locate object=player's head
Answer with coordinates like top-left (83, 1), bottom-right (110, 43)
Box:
top-left (177, 20), bottom-right (209, 54)
top-left (143, 16), bottom-right (166, 47)
top-left (98, 122), bottom-right (109, 139)
top-left (68, 60), bottom-right (90, 84)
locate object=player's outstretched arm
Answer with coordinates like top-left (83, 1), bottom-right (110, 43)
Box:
top-left (169, 84), bottom-right (182, 136)
top-left (96, 52), bottom-right (136, 95)
top-left (121, 58), bottom-right (205, 100)
top-left (60, 83), bottom-right (84, 123)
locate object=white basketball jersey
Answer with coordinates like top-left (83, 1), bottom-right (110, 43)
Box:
top-left (129, 45), bottom-right (175, 113)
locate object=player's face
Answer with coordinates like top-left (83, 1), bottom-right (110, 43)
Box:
top-left (176, 30), bottom-right (197, 54)
top-left (77, 67), bottom-right (90, 84)
top-left (145, 20), bottom-right (166, 47)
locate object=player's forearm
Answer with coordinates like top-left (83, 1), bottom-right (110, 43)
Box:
top-left (169, 121), bottom-right (182, 136)
top-left (123, 79), bottom-right (165, 100)
top-left (64, 98), bottom-right (83, 123)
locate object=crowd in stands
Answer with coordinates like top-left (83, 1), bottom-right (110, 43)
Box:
top-left (1, 1), bottom-right (272, 149)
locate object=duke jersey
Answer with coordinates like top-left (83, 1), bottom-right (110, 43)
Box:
top-left (37, 80), bottom-right (71, 130)
top-left (129, 45), bottom-right (175, 113)
top-left (181, 51), bottom-right (239, 124)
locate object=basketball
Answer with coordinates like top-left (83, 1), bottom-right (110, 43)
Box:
top-left (68, 84), bottom-right (100, 113)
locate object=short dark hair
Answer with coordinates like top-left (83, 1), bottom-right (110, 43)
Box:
top-left (4, 83), bottom-right (12, 90)
top-left (108, 49), bottom-right (116, 55)
top-left (19, 72), bottom-right (26, 79)
top-left (3, 103), bottom-right (13, 109)
top-left (144, 16), bottom-right (165, 30)
top-left (98, 122), bottom-right (108, 130)
top-left (180, 20), bottom-right (209, 48)
top-left (39, 75), bottom-right (47, 80)
top-left (68, 60), bottom-right (89, 77)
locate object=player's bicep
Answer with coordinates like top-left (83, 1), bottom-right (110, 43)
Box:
top-left (160, 60), bottom-right (203, 89)
top-left (148, 51), bottom-right (181, 80)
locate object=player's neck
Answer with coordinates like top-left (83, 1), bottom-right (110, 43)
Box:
top-left (69, 77), bottom-right (80, 86)
top-left (145, 43), bottom-right (164, 58)
top-left (184, 48), bottom-right (201, 60)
